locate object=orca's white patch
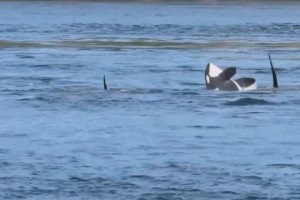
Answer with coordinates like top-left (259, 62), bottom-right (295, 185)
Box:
top-left (208, 63), bottom-right (222, 77)
top-left (205, 75), bottom-right (210, 83)
top-left (232, 80), bottom-right (242, 91)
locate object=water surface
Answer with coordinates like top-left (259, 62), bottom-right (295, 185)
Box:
top-left (1, 1), bottom-right (300, 199)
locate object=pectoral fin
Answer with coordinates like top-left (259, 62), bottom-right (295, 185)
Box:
top-left (218, 67), bottom-right (236, 82)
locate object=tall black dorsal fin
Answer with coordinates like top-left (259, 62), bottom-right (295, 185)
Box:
top-left (268, 53), bottom-right (278, 88)
top-left (104, 75), bottom-right (108, 90)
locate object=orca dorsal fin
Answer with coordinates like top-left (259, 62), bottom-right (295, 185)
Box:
top-left (104, 75), bottom-right (108, 90)
top-left (268, 53), bottom-right (279, 88)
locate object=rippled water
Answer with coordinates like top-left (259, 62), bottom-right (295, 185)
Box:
top-left (1, 1), bottom-right (300, 199)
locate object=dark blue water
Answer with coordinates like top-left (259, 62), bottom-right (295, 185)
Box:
top-left (1, 1), bottom-right (300, 199)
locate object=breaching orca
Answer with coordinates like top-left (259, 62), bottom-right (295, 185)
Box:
top-left (205, 63), bottom-right (257, 91)
top-left (204, 54), bottom-right (278, 91)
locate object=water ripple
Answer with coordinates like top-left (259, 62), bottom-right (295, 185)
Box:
top-left (224, 98), bottom-right (274, 106)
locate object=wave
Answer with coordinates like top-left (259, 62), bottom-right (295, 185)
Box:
top-left (6, 22), bottom-right (297, 35)
top-left (224, 97), bottom-right (273, 106)
top-left (2, 39), bottom-right (300, 50)
top-left (2, 22), bottom-right (300, 38)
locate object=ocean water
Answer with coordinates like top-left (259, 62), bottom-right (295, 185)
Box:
top-left (1, 1), bottom-right (300, 199)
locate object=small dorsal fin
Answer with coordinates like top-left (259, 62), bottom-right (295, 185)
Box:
top-left (103, 75), bottom-right (108, 90)
top-left (268, 53), bottom-right (278, 88)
